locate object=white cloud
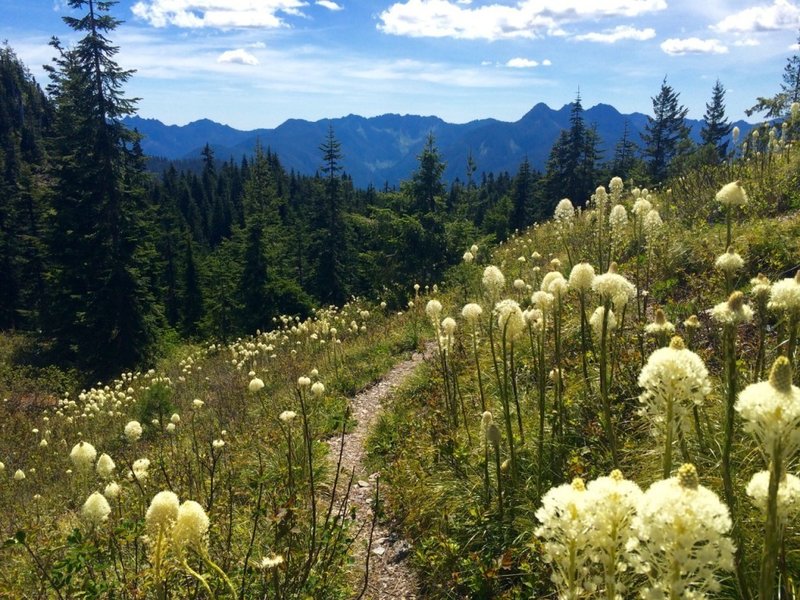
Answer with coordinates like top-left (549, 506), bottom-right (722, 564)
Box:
top-left (542, 59), bottom-right (552, 66)
top-left (217, 48), bottom-right (260, 65)
top-left (249, 41), bottom-right (267, 48)
top-left (574, 25), bottom-right (655, 43)
top-left (733, 38), bottom-right (760, 46)
top-left (316, 0), bottom-right (343, 10)
top-left (712, 0), bottom-right (800, 33)
top-left (131, 0), bottom-right (308, 29)
top-left (506, 57), bottom-right (539, 68)
top-left (378, 0), bottom-right (666, 41)
top-left (660, 37), bottom-right (729, 55)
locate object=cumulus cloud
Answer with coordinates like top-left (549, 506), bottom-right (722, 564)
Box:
top-left (733, 38), bottom-right (760, 46)
top-left (131, 0), bottom-right (308, 29)
top-left (378, 0), bottom-right (666, 40)
top-left (506, 57), bottom-right (539, 67)
top-left (217, 48), bottom-right (260, 65)
top-left (712, 0), bottom-right (800, 33)
top-left (574, 25), bottom-right (655, 43)
top-left (660, 37), bottom-right (728, 55)
top-left (316, 0), bottom-right (343, 10)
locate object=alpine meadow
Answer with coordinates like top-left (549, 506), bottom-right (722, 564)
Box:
top-left (4, 1), bottom-right (800, 599)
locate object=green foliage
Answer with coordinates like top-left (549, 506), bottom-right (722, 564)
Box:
top-left (642, 77), bottom-right (691, 184)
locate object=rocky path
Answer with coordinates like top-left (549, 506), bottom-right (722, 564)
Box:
top-left (327, 344), bottom-right (431, 599)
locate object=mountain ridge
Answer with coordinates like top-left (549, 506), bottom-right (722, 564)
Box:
top-left (124, 103), bottom-right (751, 187)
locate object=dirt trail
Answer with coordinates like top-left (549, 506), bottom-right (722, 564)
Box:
top-left (327, 344), bottom-right (432, 599)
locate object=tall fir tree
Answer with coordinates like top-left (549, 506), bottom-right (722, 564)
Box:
top-left (509, 156), bottom-right (535, 231)
top-left (747, 30), bottom-right (800, 118)
top-left (44, 0), bottom-right (161, 374)
top-left (641, 77), bottom-right (690, 183)
top-left (611, 119), bottom-right (641, 180)
top-left (700, 80), bottom-right (733, 161)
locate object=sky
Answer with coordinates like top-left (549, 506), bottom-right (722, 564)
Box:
top-left (1, 0), bottom-right (799, 130)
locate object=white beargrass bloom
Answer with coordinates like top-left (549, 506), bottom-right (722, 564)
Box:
top-left (592, 264), bottom-right (635, 308)
top-left (462, 250), bottom-right (474, 264)
top-left (425, 299), bottom-right (443, 325)
top-left (104, 481), bottom-right (121, 499)
top-left (716, 181), bottom-right (748, 207)
top-left (481, 411), bottom-right (493, 434)
top-left (461, 303), bottom-right (483, 324)
top-left (146, 490), bottom-right (179, 533)
top-left (96, 453), bottom-right (116, 479)
top-left (584, 470), bottom-right (642, 594)
top-left (0, 461), bottom-right (4, 473)
top-left (70, 441), bottom-right (97, 471)
top-left (541, 271), bottom-right (569, 300)
top-left (531, 290), bottom-right (554, 314)
top-left (609, 204), bottom-right (628, 234)
top-left (279, 410), bottom-right (297, 423)
top-left (631, 464), bottom-right (734, 598)
top-left (554, 198), bottom-right (575, 224)
top-left (311, 381), bottom-right (325, 397)
top-left (170, 413), bottom-right (180, 424)
top-left (643, 210), bottom-right (663, 244)
top-left (768, 271), bottom-right (800, 318)
top-left (569, 262), bottom-right (595, 294)
top-left (750, 273), bottom-right (772, 303)
top-left (193, 399), bottom-right (204, 408)
top-left (609, 176), bottom-right (624, 196)
top-left (248, 377), bottom-right (265, 393)
top-left (212, 439), bottom-right (225, 449)
top-left (534, 478), bottom-right (592, 596)
top-left (735, 357), bottom-right (800, 462)
top-left (297, 376), bottom-right (311, 388)
top-left (715, 247), bottom-right (744, 274)
top-left (482, 266), bottom-right (505, 298)
top-left (513, 278), bottom-right (525, 291)
top-left (638, 337), bottom-right (711, 436)
top-left (746, 471), bottom-right (800, 522)
top-left (441, 317), bottom-right (457, 336)
top-left (132, 458), bottom-right (150, 481)
top-left (14, 469), bottom-right (25, 481)
top-left (124, 421), bottom-right (143, 442)
top-left (590, 306), bottom-right (616, 338)
top-left (524, 308), bottom-right (544, 332)
top-left (260, 554), bottom-right (285, 570)
top-left (495, 299), bottom-right (525, 340)
top-left (172, 500), bottom-right (209, 553)
top-left (632, 198), bottom-right (652, 218)
top-left (82, 491), bottom-right (111, 526)
top-left (710, 291), bottom-right (754, 326)
top-left (644, 309), bottom-right (676, 338)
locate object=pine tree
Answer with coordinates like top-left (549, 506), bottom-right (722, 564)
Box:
top-left (509, 157), bottom-right (534, 231)
top-left (410, 133), bottom-right (446, 214)
top-left (701, 80), bottom-right (733, 161)
top-left (182, 233), bottom-right (203, 337)
top-left (611, 120), bottom-right (641, 180)
top-left (641, 77), bottom-right (690, 183)
top-left (747, 30), bottom-right (800, 118)
top-left (44, 0), bottom-right (161, 373)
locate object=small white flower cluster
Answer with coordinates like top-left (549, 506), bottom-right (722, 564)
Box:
top-left (716, 180), bottom-right (748, 207)
top-left (643, 308), bottom-right (676, 339)
top-left (710, 291), bottom-right (754, 326)
top-left (568, 262), bottom-right (595, 294)
top-left (714, 247), bottom-right (745, 275)
top-left (482, 265), bottom-right (505, 299)
top-left (146, 490), bottom-right (210, 556)
top-left (554, 198), bottom-right (575, 225)
top-left (592, 263), bottom-right (636, 309)
top-left (494, 299), bottom-right (525, 341)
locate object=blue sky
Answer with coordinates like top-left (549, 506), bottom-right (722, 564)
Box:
top-left (2, 0), bottom-right (799, 130)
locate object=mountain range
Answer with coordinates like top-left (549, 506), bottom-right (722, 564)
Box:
top-left (124, 103), bottom-right (751, 188)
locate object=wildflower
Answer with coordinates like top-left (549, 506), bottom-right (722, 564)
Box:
top-left (471, 243), bottom-right (479, 254)
top-left (644, 308), bottom-right (676, 338)
top-left (495, 299), bottom-right (525, 340)
top-left (569, 262), bottom-right (595, 293)
top-left (311, 381), bottom-right (325, 397)
top-left (592, 263), bottom-right (635, 308)
top-left (482, 266), bottom-right (505, 297)
top-left (714, 247), bottom-right (744, 274)
top-left (746, 470), bottom-right (800, 522)
top-left (767, 271), bottom-right (800, 317)
top-left (732, 126), bottom-right (740, 142)
top-left (212, 439), bottom-right (225, 449)
top-left (486, 422), bottom-right (502, 447)
top-left (461, 303), bottom-right (483, 324)
top-left (462, 250), bottom-right (474, 264)
top-left (716, 181), bottom-right (748, 207)
top-left (124, 421), bottom-right (143, 442)
top-left (531, 290), bottom-right (554, 313)
top-left (170, 413), bottom-right (180, 425)
top-left (82, 491), bottom-right (111, 526)
top-left (0, 462), bottom-right (4, 473)
top-left (146, 490), bottom-right (179, 532)
top-left (441, 317), bottom-right (457, 336)
top-left (643, 210), bottom-right (663, 244)
top-left (39, 439), bottom-right (48, 447)
top-left (513, 278), bottom-right (525, 291)
top-left (609, 204), bottom-right (628, 233)
top-left (735, 357), bottom-right (800, 463)
top-left (104, 481), bottom-right (121, 499)
top-left (750, 273), bottom-right (771, 302)
top-left (248, 378), bottom-right (265, 393)
top-left (14, 469), bottom-right (25, 481)
top-left (541, 271), bottom-right (569, 299)
top-left (710, 290), bottom-right (754, 326)
top-left (481, 411), bottom-right (493, 434)
top-left (297, 376), bottom-right (311, 388)
top-left (590, 306), bottom-right (616, 338)
top-left (609, 176), bottom-right (624, 196)
top-left (279, 410), bottom-right (297, 423)
top-left (683, 314), bottom-right (700, 329)
top-left (632, 197), bottom-right (652, 217)
top-left (70, 441), bottom-right (97, 471)
top-left (632, 464), bottom-right (734, 597)
top-left (554, 198), bottom-right (575, 224)
top-left (133, 458), bottom-right (151, 481)
top-left (172, 500), bottom-right (209, 553)
top-left (260, 554), bottom-right (285, 570)
top-left (425, 299), bottom-right (443, 324)
top-left (96, 453), bottom-right (116, 479)
top-left (193, 399), bottom-right (204, 408)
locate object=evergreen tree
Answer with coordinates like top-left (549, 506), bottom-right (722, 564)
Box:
top-left (611, 119), bottom-right (641, 180)
top-left (641, 77), bottom-right (690, 183)
top-left (509, 157), bottom-right (534, 231)
top-left (700, 79), bottom-right (733, 161)
top-left (182, 233), bottom-right (203, 336)
top-left (747, 30), bottom-right (800, 118)
top-left (410, 132), bottom-right (446, 214)
top-left (44, 0), bottom-right (161, 374)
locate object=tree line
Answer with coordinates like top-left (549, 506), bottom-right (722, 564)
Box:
top-left (1, 0), bottom-right (798, 377)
